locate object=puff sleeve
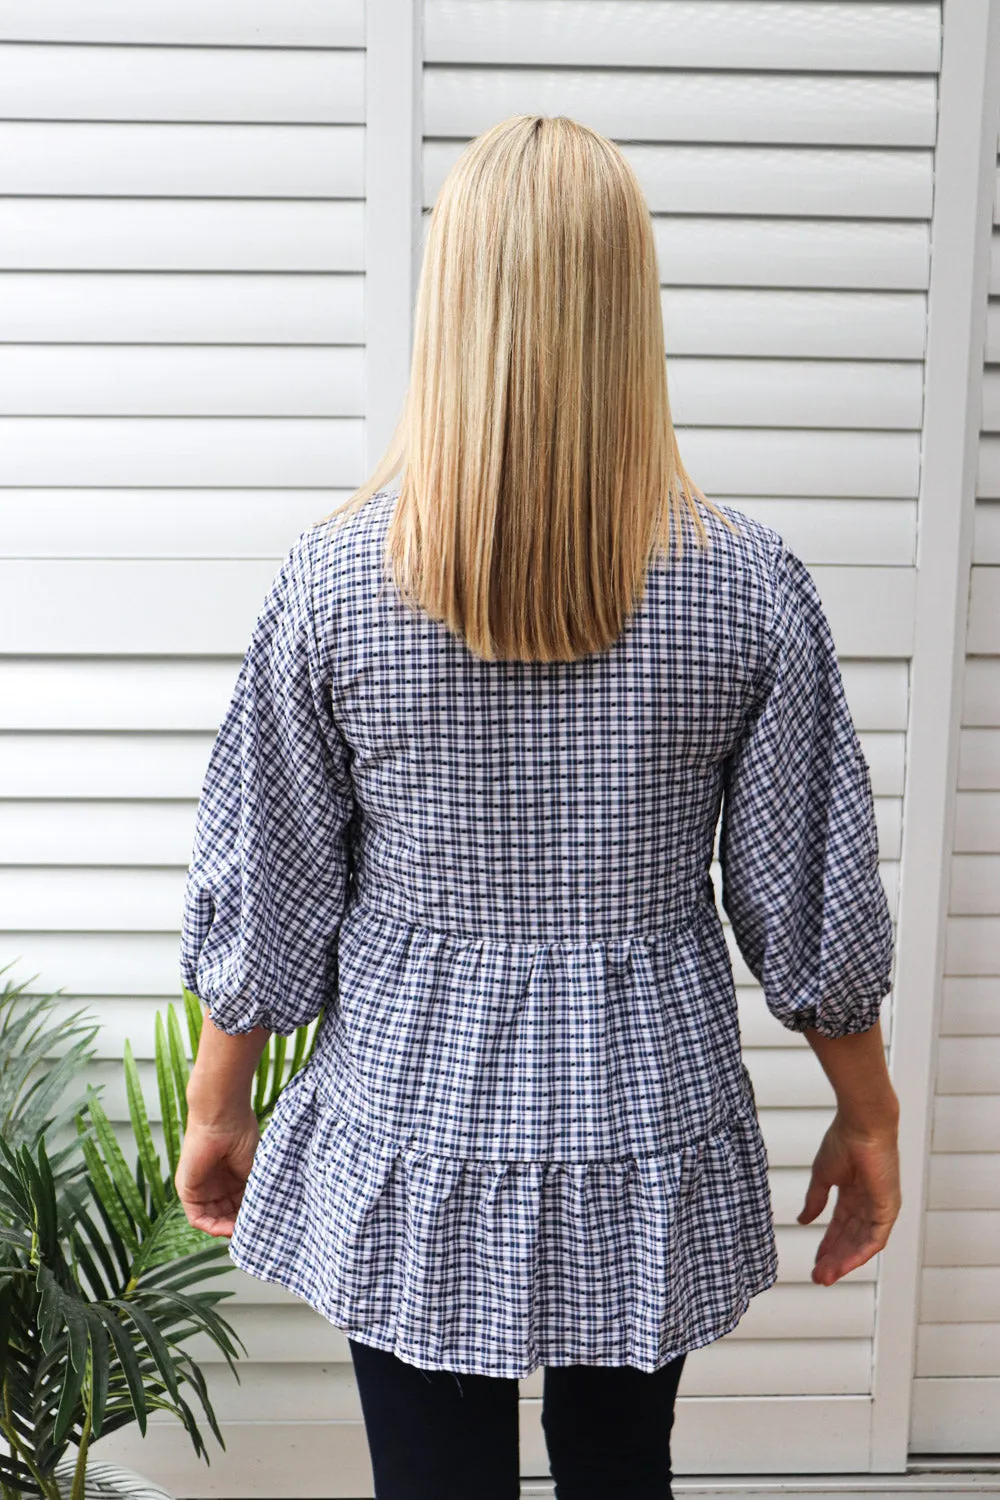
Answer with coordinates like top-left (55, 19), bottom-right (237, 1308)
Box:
top-left (718, 540), bottom-right (895, 1038)
top-left (179, 526), bottom-right (355, 1036)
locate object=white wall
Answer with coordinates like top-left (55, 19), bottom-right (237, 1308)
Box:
top-left (0, 4), bottom-right (382, 1496)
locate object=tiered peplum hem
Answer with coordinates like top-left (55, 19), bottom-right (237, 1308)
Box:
top-left (227, 1059), bottom-right (779, 1379)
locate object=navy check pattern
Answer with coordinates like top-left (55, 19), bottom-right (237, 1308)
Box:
top-left (179, 486), bottom-right (895, 1378)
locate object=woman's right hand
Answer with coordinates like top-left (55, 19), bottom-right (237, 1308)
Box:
top-left (175, 1106), bottom-right (261, 1239)
top-left (797, 1109), bottom-right (901, 1285)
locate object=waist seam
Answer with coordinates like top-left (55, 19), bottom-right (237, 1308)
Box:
top-left (343, 889), bottom-right (715, 949)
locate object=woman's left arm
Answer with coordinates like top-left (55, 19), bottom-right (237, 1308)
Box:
top-left (186, 1015), bottom-right (272, 1124)
top-left (176, 1016), bottom-right (272, 1236)
top-left (175, 523), bottom-right (353, 1233)
top-left (179, 523), bottom-right (354, 1039)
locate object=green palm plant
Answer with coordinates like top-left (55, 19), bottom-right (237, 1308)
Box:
top-left (0, 963), bottom-right (102, 1168)
top-left (0, 964), bottom-right (323, 1500)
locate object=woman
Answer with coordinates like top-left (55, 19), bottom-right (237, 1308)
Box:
top-left (175, 114), bottom-right (901, 1500)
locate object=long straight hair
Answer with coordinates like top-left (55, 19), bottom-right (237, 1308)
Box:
top-left (320, 113), bottom-right (738, 663)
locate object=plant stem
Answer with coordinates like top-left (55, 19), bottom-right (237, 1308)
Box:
top-left (70, 1345), bottom-right (94, 1500)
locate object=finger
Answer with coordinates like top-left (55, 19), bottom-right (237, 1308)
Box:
top-left (188, 1210), bottom-right (236, 1238)
top-left (812, 1208), bottom-right (865, 1280)
top-left (180, 1186), bottom-right (243, 1224)
top-left (814, 1245), bottom-right (874, 1284)
top-left (815, 1205), bottom-right (866, 1261)
top-left (815, 1226), bottom-right (886, 1284)
top-left (797, 1173), bottom-right (830, 1225)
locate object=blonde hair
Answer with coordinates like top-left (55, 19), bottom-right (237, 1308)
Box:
top-left (319, 113), bottom-right (738, 663)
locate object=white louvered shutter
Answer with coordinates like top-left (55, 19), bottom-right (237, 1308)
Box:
top-left (0, 4), bottom-right (380, 1496)
top-left (909, 125), bottom-right (1000, 1457)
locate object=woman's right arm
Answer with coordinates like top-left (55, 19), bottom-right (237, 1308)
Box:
top-left (716, 537), bottom-right (902, 1285)
top-left (803, 1017), bottom-right (899, 1132)
top-left (797, 1018), bottom-right (901, 1286)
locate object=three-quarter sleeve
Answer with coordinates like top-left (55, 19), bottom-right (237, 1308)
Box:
top-left (179, 526), bottom-right (354, 1036)
top-left (718, 540), bottom-right (895, 1038)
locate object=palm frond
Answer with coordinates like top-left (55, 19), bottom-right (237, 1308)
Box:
top-left (0, 963), bottom-right (100, 1159)
top-left (122, 1040), bottom-right (168, 1216)
top-left (75, 1117), bottom-right (141, 1258)
top-left (154, 1012), bottom-right (182, 1180)
top-left (90, 1302), bottom-right (150, 1436)
top-left (0, 976), bottom-right (320, 1495)
top-left (88, 1310), bottom-right (112, 1440)
top-left (82, 1086), bottom-right (150, 1235)
top-left (166, 1004), bottom-right (191, 1138)
top-left (128, 1197), bottom-right (228, 1281)
top-left (180, 986), bottom-right (203, 1061)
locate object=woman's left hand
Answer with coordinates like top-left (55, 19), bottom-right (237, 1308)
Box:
top-left (175, 1107), bottom-right (261, 1238)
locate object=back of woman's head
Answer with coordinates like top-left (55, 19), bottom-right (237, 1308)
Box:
top-left (323, 113), bottom-right (737, 664)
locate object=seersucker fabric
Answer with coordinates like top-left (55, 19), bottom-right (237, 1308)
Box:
top-left (179, 484), bottom-right (895, 1379)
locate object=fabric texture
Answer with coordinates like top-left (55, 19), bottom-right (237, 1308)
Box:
top-left (179, 485), bottom-right (895, 1378)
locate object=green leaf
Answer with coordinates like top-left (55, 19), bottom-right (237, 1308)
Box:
top-left (0, 970), bottom-right (100, 1153)
top-left (181, 986), bottom-right (204, 1060)
top-left (83, 1085), bottom-right (149, 1232)
top-left (36, 1264), bottom-right (65, 1353)
top-left (112, 1298), bottom-right (181, 1403)
top-left (92, 1304), bottom-right (148, 1436)
top-left (84, 1405), bottom-right (148, 1443)
top-left (167, 1003), bottom-right (192, 1136)
top-left (252, 1044), bottom-right (269, 1116)
top-left (66, 1218), bottom-right (108, 1301)
top-left (136, 1244), bottom-right (232, 1294)
top-left (128, 1196), bottom-right (220, 1279)
top-left (154, 1011), bottom-right (182, 1181)
top-left (141, 1287), bottom-right (246, 1366)
top-left (0, 1223), bottom-right (33, 1253)
top-left (123, 1039), bottom-right (167, 1215)
top-left (19, 1138), bottom-right (59, 1263)
top-left (12, 1038), bottom-right (101, 1156)
top-left (0, 1138), bottom-right (30, 1204)
top-left (0, 1275), bottom-right (12, 1375)
top-left (52, 1295), bottom-right (90, 1446)
top-left (65, 1193), bottom-right (117, 1301)
top-left (174, 1355), bottom-right (225, 1454)
top-left (169, 1385), bottom-right (210, 1463)
top-left (0, 1451), bottom-right (39, 1494)
top-left (44, 1121), bottom-right (96, 1186)
top-left (77, 1126), bottom-right (140, 1257)
top-left (64, 1286), bottom-right (90, 1374)
top-left (288, 1023), bottom-right (309, 1078)
top-left (87, 1308), bottom-right (112, 1440)
top-left (271, 1032), bottom-right (288, 1092)
top-left (79, 1151), bottom-right (135, 1283)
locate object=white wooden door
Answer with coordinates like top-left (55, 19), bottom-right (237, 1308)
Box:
top-left (0, 3), bottom-right (381, 1496)
top-left (909, 126), bottom-right (1000, 1456)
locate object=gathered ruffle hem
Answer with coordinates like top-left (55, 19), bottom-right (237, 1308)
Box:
top-left (227, 1058), bottom-right (780, 1380)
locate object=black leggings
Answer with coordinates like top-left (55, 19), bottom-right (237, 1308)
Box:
top-left (348, 1336), bottom-right (687, 1500)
